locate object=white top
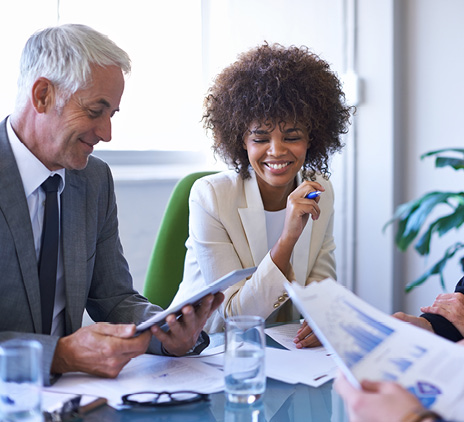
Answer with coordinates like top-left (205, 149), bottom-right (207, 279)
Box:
top-left (264, 208), bottom-right (286, 252)
top-left (7, 117), bottom-right (66, 336)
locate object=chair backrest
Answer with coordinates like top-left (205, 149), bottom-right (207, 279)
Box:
top-left (143, 171), bottom-right (217, 309)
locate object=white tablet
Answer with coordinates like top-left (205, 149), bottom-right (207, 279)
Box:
top-left (136, 267), bottom-right (257, 332)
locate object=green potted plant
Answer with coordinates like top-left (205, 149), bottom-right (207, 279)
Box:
top-left (385, 148), bottom-right (464, 292)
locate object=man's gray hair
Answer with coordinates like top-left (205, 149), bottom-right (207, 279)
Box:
top-left (15, 24), bottom-right (131, 110)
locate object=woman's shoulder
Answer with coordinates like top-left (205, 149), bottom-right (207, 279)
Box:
top-left (193, 169), bottom-right (243, 191)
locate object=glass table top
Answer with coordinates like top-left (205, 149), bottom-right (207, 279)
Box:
top-left (82, 330), bottom-right (348, 422)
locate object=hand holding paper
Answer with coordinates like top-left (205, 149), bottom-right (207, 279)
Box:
top-left (285, 279), bottom-right (464, 420)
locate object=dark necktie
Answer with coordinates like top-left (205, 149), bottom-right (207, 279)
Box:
top-left (38, 174), bottom-right (61, 335)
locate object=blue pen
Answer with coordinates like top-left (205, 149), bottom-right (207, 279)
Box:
top-left (305, 190), bottom-right (322, 200)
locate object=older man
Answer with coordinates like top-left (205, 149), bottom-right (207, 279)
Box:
top-left (0, 24), bottom-right (222, 385)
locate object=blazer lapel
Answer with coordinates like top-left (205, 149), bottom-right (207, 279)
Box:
top-left (238, 173), bottom-right (269, 265)
top-left (61, 170), bottom-right (88, 334)
top-left (0, 118), bottom-right (42, 332)
top-left (292, 173), bottom-right (312, 286)
top-left (293, 220), bottom-right (312, 286)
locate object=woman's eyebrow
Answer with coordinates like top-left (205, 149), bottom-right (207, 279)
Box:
top-left (283, 127), bottom-right (303, 134)
top-left (249, 128), bottom-right (270, 135)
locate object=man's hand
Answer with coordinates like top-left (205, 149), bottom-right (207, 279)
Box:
top-left (420, 293), bottom-right (464, 337)
top-left (51, 323), bottom-right (151, 378)
top-left (293, 319), bottom-right (322, 348)
top-left (151, 292), bottom-right (224, 356)
top-left (392, 312), bottom-right (434, 332)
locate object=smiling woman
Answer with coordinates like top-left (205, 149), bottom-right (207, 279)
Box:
top-left (171, 43), bottom-right (353, 340)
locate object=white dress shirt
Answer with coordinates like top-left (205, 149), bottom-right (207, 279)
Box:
top-left (7, 117), bottom-right (66, 336)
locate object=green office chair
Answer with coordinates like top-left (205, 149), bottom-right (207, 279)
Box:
top-left (143, 171), bottom-right (217, 309)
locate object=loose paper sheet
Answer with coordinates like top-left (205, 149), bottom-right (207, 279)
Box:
top-left (44, 354), bottom-right (225, 409)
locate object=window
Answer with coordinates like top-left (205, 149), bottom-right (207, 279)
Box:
top-left (2, 0), bottom-right (344, 153)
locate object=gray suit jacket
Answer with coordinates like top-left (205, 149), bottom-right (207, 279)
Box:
top-left (0, 117), bottom-right (168, 384)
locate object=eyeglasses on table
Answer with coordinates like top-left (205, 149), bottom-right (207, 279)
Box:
top-left (121, 391), bottom-right (210, 407)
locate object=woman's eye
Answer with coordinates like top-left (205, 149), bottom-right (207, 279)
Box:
top-left (252, 138), bottom-right (268, 143)
top-left (285, 137), bottom-right (301, 142)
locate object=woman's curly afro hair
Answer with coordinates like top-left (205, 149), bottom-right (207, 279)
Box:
top-left (203, 43), bottom-right (353, 180)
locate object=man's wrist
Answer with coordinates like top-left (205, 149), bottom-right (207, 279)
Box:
top-left (50, 337), bottom-right (70, 374)
top-left (402, 408), bottom-right (444, 422)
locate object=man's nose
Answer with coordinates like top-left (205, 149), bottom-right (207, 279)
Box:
top-left (95, 117), bottom-right (112, 143)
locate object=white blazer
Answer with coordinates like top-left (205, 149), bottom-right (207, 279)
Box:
top-left (173, 170), bottom-right (336, 332)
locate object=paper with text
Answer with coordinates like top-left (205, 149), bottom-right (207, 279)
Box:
top-left (44, 354), bottom-right (225, 408)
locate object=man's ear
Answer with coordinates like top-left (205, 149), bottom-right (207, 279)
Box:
top-left (31, 78), bottom-right (55, 113)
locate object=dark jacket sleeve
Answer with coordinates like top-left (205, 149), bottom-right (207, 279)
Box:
top-left (420, 277), bottom-right (464, 342)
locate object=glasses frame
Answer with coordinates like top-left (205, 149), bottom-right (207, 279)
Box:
top-left (121, 390), bottom-right (210, 408)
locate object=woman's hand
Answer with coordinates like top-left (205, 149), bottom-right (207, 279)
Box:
top-left (282, 181), bottom-right (325, 242)
top-left (271, 181), bottom-right (325, 277)
top-left (293, 319), bottom-right (322, 348)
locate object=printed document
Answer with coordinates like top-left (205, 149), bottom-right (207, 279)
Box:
top-left (44, 354), bottom-right (225, 409)
top-left (285, 279), bottom-right (464, 421)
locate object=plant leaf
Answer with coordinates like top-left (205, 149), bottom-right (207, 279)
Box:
top-left (394, 192), bottom-right (454, 251)
top-left (435, 156), bottom-right (464, 170)
top-left (420, 148), bottom-right (464, 160)
top-left (405, 242), bottom-right (464, 292)
top-left (415, 203), bottom-right (464, 255)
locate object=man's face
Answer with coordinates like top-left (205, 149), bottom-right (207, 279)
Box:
top-left (38, 65), bottom-right (124, 171)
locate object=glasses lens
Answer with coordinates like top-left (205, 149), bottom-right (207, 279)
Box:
top-left (123, 391), bottom-right (207, 407)
top-left (127, 392), bottom-right (159, 404)
top-left (170, 392), bottom-right (201, 402)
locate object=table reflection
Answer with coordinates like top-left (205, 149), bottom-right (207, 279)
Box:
top-left (88, 378), bottom-right (346, 422)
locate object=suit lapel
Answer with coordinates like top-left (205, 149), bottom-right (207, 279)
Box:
top-left (238, 172), bottom-right (269, 265)
top-left (61, 169), bottom-right (88, 334)
top-left (0, 118), bottom-right (42, 332)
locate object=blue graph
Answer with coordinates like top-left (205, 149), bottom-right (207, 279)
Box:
top-left (339, 301), bottom-right (394, 368)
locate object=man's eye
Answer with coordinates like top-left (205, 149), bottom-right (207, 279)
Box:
top-left (88, 109), bottom-right (103, 118)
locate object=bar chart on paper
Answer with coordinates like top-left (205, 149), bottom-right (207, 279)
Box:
top-left (329, 300), bottom-right (429, 381)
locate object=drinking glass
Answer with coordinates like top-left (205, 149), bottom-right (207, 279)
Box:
top-left (224, 316), bottom-right (266, 403)
top-left (0, 339), bottom-right (43, 421)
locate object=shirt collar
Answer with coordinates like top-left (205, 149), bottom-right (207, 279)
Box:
top-left (7, 117), bottom-right (66, 197)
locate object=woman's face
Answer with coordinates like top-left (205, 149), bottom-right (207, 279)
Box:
top-left (243, 120), bottom-right (310, 197)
